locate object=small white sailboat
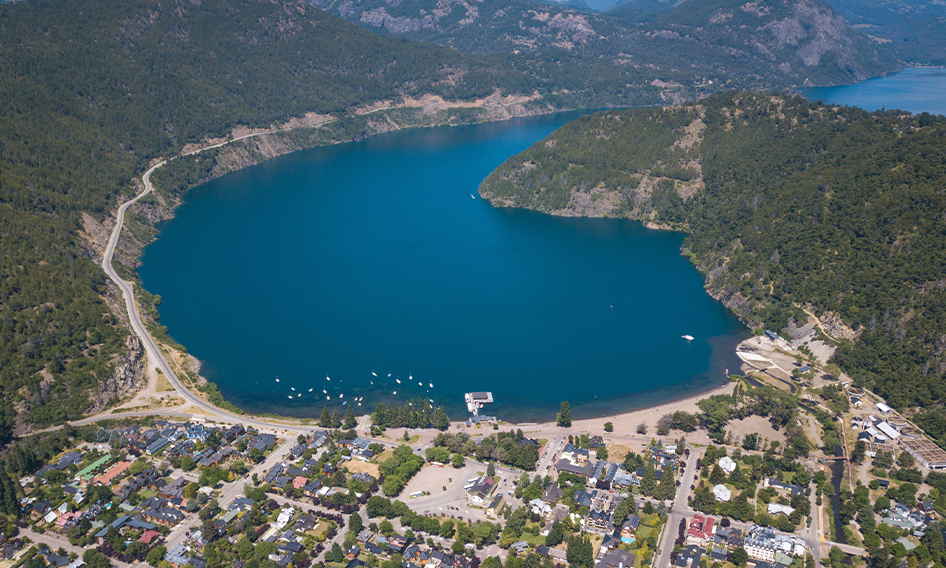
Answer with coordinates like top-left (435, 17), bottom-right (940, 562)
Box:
top-left (387, 373), bottom-right (391, 377)
top-left (298, 394), bottom-right (302, 398)
top-left (287, 395), bottom-right (293, 399)
top-left (393, 391), bottom-right (397, 395)
top-left (470, 194), bottom-right (476, 199)
top-left (358, 402), bottom-right (361, 406)
top-left (418, 382), bottom-right (422, 387)
top-left (682, 335), bottom-right (695, 341)
top-left (371, 371), bottom-right (377, 377)
top-left (323, 389), bottom-right (327, 393)
top-left (291, 387), bottom-right (295, 391)
top-left (429, 383), bottom-right (433, 388)
top-left (275, 378), bottom-right (280, 383)
top-left (339, 394), bottom-right (344, 399)
top-left (309, 388), bottom-right (313, 392)
top-left (396, 378), bottom-right (401, 384)
top-left (326, 396), bottom-right (330, 400)
top-left (326, 376), bottom-right (331, 381)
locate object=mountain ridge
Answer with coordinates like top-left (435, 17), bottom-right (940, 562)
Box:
top-left (480, 93), bottom-right (946, 443)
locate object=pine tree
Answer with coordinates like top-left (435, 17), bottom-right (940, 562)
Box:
top-left (434, 407), bottom-right (450, 431)
top-left (709, 464), bottom-right (725, 485)
top-left (556, 401), bottom-right (571, 427)
top-left (330, 409), bottom-right (341, 428)
top-left (320, 407), bottom-right (330, 428)
top-left (545, 520), bottom-right (564, 547)
top-left (655, 465), bottom-right (676, 501)
top-left (344, 406), bottom-right (357, 429)
top-left (640, 462), bottom-right (657, 497)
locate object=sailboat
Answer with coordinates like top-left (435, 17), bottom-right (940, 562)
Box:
top-left (429, 383), bottom-right (433, 388)
top-left (682, 335), bottom-right (695, 341)
top-left (396, 378), bottom-right (401, 384)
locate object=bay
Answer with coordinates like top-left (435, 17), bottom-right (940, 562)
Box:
top-left (802, 67), bottom-right (946, 117)
top-left (139, 112), bottom-right (748, 422)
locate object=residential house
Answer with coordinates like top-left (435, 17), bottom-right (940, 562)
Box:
top-left (620, 516), bottom-right (640, 542)
top-left (467, 476), bottom-right (497, 506)
top-left (675, 545), bottom-right (704, 568)
top-left (712, 484), bottom-right (731, 502)
top-left (763, 478), bottom-right (804, 496)
top-left (685, 515), bottom-right (715, 547)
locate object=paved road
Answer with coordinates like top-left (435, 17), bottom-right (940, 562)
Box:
top-left (653, 445), bottom-right (701, 568)
top-left (20, 527), bottom-right (133, 568)
top-left (100, 162), bottom-right (312, 436)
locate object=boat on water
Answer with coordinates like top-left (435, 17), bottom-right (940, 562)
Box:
top-left (429, 383), bottom-right (433, 388)
top-left (396, 379), bottom-right (401, 384)
top-left (682, 335), bottom-right (695, 341)
top-left (371, 371), bottom-right (377, 377)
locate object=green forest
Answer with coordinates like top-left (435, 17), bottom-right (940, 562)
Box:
top-left (482, 93), bottom-right (946, 444)
top-left (0, 0), bottom-right (546, 440)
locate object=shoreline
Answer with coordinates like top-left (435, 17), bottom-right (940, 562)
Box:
top-left (106, 99), bottom-right (760, 433)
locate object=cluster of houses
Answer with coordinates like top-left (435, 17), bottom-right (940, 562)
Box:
top-left (882, 501), bottom-right (934, 532)
top-left (555, 442), bottom-right (678, 491)
top-left (676, 514), bottom-right (806, 567)
top-left (350, 529), bottom-right (482, 568)
top-left (17, 420), bottom-right (293, 552)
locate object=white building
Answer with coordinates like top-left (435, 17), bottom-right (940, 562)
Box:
top-left (767, 503), bottom-right (794, 516)
top-left (712, 484), bottom-right (731, 502)
top-left (718, 457), bottom-right (736, 475)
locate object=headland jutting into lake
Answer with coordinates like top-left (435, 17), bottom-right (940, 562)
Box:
top-left (139, 112), bottom-right (749, 423)
top-left (138, 67), bottom-right (946, 424)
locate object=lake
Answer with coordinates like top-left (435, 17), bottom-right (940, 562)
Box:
top-left (139, 112), bottom-right (749, 422)
top-left (802, 66), bottom-right (946, 117)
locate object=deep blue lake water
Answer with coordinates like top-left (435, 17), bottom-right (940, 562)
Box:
top-left (802, 67), bottom-right (946, 117)
top-left (140, 113), bottom-right (748, 421)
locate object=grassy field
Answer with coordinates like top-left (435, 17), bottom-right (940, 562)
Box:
top-left (346, 459), bottom-right (380, 478)
top-left (156, 373), bottom-right (174, 392)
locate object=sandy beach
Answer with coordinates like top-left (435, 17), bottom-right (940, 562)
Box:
top-left (392, 351), bottom-right (788, 451)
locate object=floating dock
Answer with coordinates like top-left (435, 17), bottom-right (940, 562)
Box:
top-left (464, 392), bottom-right (493, 415)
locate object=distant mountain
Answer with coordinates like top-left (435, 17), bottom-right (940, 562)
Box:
top-left (822, 0), bottom-right (946, 64)
top-left (311, 0), bottom-right (901, 91)
top-left (481, 93), bottom-right (946, 443)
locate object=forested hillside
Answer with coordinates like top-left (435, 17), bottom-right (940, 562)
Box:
top-left (481, 93), bottom-right (946, 444)
top-left (311, 0), bottom-right (901, 99)
top-left (824, 0), bottom-right (946, 65)
top-left (0, 0), bottom-right (541, 438)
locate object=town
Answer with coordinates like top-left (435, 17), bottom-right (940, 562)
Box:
top-left (1, 360), bottom-right (945, 568)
